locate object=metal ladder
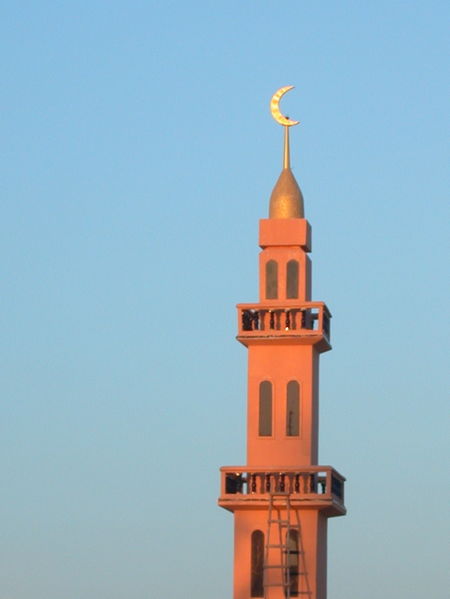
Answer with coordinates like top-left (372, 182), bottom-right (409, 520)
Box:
top-left (263, 492), bottom-right (296, 598)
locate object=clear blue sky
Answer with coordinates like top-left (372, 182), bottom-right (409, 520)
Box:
top-left (1, 2), bottom-right (448, 598)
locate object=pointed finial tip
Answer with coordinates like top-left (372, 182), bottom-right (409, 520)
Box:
top-left (268, 87), bottom-right (304, 218)
top-left (269, 169), bottom-right (304, 218)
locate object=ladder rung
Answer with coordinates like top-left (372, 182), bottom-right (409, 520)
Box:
top-left (267, 544), bottom-right (287, 548)
top-left (263, 564), bottom-right (284, 569)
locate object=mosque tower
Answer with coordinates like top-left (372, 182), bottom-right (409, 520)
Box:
top-left (218, 87), bottom-right (346, 599)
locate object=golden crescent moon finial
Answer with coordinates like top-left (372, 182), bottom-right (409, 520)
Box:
top-left (270, 86), bottom-right (299, 126)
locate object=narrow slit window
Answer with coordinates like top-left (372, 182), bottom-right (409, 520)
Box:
top-left (251, 530), bottom-right (264, 597)
top-left (286, 260), bottom-right (299, 299)
top-left (259, 381), bottom-right (272, 436)
top-left (286, 381), bottom-right (300, 436)
top-left (285, 529), bottom-right (300, 596)
top-left (265, 260), bottom-right (278, 299)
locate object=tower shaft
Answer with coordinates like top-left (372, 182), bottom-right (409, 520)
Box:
top-left (218, 93), bottom-right (346, 599)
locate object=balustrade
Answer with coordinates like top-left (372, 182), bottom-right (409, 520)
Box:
top-left (220, 466), bottom-right (345, 505)
top-left (238, 302), bottom-right (331, 343)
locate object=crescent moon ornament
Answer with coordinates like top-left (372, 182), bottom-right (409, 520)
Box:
top-left (270, 86), bottom-right (299, 126)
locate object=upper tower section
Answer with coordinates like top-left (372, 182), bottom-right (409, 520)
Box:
top-left (237, 86), bottom-right (331, 353)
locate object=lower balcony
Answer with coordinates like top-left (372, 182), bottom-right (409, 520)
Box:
top-left (218, 466), bottom-right (345, 517)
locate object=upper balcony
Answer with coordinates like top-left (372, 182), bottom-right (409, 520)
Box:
top-left (237, 301), bottom-right (331, 351)
top-left (218, 465), bottom-right (345, 517)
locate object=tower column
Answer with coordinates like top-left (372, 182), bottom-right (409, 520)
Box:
top-left (218, 87), bottom-right (346, 599)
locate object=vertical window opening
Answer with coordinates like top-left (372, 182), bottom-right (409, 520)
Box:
top-left (285, 530), bottom-right (300, 596)
top-left (265, 260), bottom-right (278, 299)
top-left (286, 381), bottom-right (300, 436)
top-left (286, 260), bottom-right (299, 299)
top-left (259, 381), bottom-right (272, 436)
top-left (251, 530), bottom-right (264, 597)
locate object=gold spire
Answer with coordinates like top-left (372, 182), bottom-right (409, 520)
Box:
top-left (269, 87), bottom-right (304, 219)
top-left (269, 126), bottom-right (304, 219)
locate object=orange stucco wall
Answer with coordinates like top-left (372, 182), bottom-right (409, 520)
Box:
top-left (246, 344), bottom-right (319, 467)
top-left (233, 509), bottom-right (328, 599)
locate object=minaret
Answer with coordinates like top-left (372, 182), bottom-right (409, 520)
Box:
top-left (218, 87), bottom-right (346, 599)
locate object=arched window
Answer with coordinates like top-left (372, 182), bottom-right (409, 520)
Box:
top-left (251, 530), bottom-right (264, 597)
top-left (265, 260), bottom-right (278, 299)
top-left (285, 529), bottom-right (299, 596)
top-left (286, 381), bottom-right (300, 436)
top-left (259, 381), bottom-right (272, 436)
top-left (286, 260), bottom-right (299, 299)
